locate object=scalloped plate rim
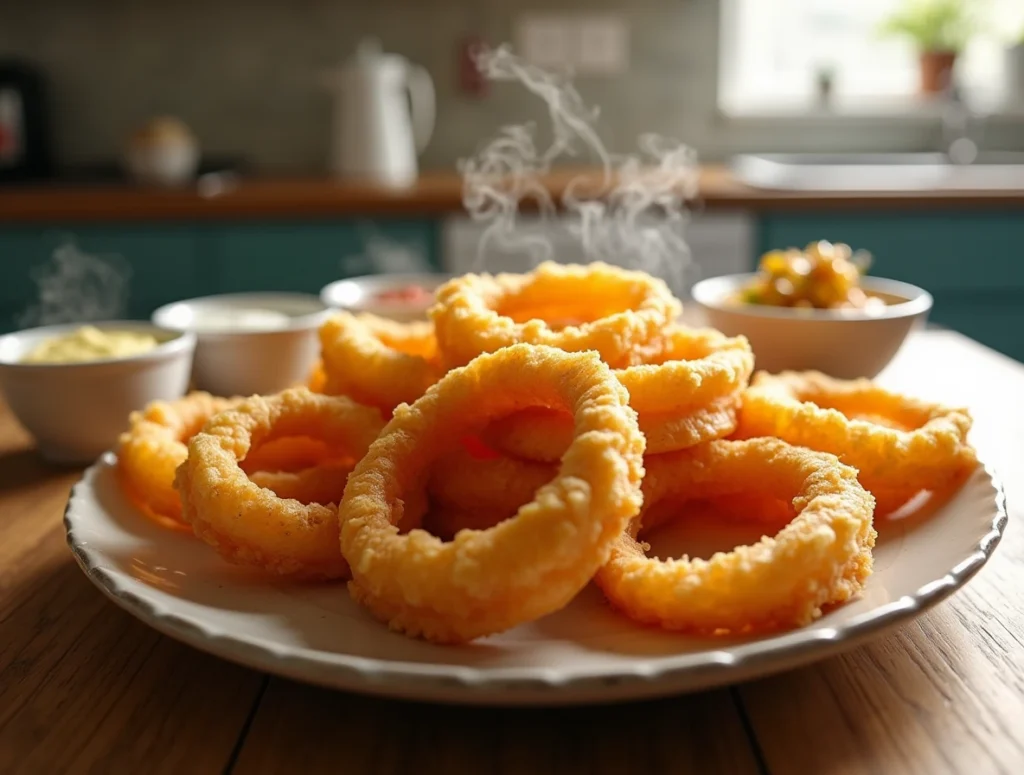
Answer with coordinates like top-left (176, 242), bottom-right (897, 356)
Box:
top-left (63, 452), bottom-right (1008, 706)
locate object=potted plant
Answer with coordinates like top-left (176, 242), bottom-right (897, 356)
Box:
top-left (880, 0), bottom-right (975, 95)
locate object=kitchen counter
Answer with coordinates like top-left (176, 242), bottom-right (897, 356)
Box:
top-left (3, 166), bottom-right (1024, 223)
top-left (1, 328), bottom-right (1022, 773)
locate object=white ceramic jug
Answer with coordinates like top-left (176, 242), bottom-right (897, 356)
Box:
top-left (324, 39), bottom-right (435, 188)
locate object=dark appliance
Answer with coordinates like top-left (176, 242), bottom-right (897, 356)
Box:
top-left (0, 59), bottom-right (53, 182)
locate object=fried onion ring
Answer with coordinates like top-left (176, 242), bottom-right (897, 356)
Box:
top-left (176, 388), bottom-right (388, 580)
top-left (430, 262), bottom-right (682, 369)
top-left (319, 312), bottom-right (443, 412)
top-left (427, 442), bottom-right (556, 531)
top-left (595, 439), bottom-right (876, 634)
top-left (421, 506), bottom-right (508, 543)
top-left (483, 327), bottom-right (753, 461)
top-left (338, 344), bottom-right (646, 644)
top-left (117, 391), bottom-right (240, 521)
top-left (249, 459), bottom-right (355, 506)
top-left (307, 360), bottom-right (328, 393)
top-left (240, 436), bottom-right (336, 474)
top-left (735, 371), bottom-right (977, 507)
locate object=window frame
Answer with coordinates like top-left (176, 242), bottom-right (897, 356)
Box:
top-left (716, 0), bottom-right (1024, 124)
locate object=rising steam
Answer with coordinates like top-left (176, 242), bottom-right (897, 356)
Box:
top-left (18, 240), bottom-right (132, 327)
top-left (341, 223), bottom-right (433, 276)
top-left (459, 44), bottom-right (698, 294)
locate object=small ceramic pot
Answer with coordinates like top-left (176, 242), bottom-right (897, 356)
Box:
top-left (919, 51), bottom-right (957, 95)
top-left (123, 117), bottom-right (200, 187)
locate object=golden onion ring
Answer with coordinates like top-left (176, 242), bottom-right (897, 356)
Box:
top-left (735, 370), bottom-right (977, 510)
top-left (426, 441), bottom-right (556, 535)
top-left (422, 505), bottom-right (511, 543)
top-left (248, 459), bottom-right (355, 506)
top-left (338, 344), bottom-right (646, 644)
top-left (595, 439), bottom-right (876, 634)
top-left (307, 360), bottom-right (328, 393)
top-left (319, 312), bottom-right (443, 412)
top-left (117, 392), bottom-right (240, 521)
top-left (240, 436), bottom-right (336, 475)
top-left (483, 327), bottom-right (753, 461)
top-left (175, 388), bottom-right (388, 580)
top-left (429, 261), bottom-right (682, 369)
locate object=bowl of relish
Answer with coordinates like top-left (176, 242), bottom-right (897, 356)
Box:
top-left (692, 241), bottom-right (933, 379)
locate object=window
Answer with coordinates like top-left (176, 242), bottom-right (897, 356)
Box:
top-left (719, 0), bottom-right (1024, 115)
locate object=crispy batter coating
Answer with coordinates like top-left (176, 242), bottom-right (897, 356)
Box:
top-left (735, 371), bottom-right (977, 509)
top-left (249, 459), bottom-right (355, 506)
top-left (421, 505), bottom-right (510, 543)
top-left (175, 388), bottom-right (388, 580)
top-left (240, 436), bottom-right (335, 474)
top-left (338, 344), bottom-right (646, 644)
top-left (483, 327), bottom-right (753, 461)
top-left (595, 439), bottom-right (877, 634)
top-left (117, 392), bottom-right (240, 521)
top-left (319, 312), bottom-right (443, 412)
top-left (430, 262), bottom-right (682, 369)
top-left (426, 441), bottom-right (557, 536)
top-left (307, 360), bottom-right (328, 393)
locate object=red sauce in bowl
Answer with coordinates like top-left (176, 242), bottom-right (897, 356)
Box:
top-left (372, 285), bottom-right (433, 305)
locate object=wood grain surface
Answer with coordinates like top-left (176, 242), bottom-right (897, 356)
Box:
top-left (231, 680), bottom-right (761, 775)
top-left (0, 412), bottom-right (265, 774)
top-left (737, 332), bottom-right (1024, 775)
top-left (3, 166), bottom-right (1024, 224)
top-left (0, 330), bottom-right (1021, 774)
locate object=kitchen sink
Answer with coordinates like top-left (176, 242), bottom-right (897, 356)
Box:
top-left (731, 152), bottom-right (1024, 191)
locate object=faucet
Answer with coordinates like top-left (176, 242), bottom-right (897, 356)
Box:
top-left (940, 80), bottom-right (979, 165)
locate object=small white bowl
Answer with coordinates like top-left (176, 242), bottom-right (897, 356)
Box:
top-left (0, 322), bottom-right (195, 464)
top-left (152, 293), bottom-right (330, 397)
top-left (320, 273), bottom-right (451, 322)
top-left (691, 274), bottom-right (933, 379)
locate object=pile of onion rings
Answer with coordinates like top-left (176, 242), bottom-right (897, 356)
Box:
top-left (111, 261), bottom-right (977, 645)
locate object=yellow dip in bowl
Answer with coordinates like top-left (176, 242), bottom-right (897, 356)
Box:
top-left (21, 325), bottom-right (160, 364)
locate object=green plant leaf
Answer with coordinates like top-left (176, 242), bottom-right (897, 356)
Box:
top-left (878, 0), bottom-right (976, 53)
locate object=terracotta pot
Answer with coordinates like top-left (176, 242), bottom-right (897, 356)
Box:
top-left (919, 51), bottom-right (957, 95)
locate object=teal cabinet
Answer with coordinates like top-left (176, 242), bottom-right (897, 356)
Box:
top-left (757, 211), bottom-right (1024, 361)
top-left (1, 209), bottom-right (1019, 363)
top-left (206, 219), bottom-right (441, 293)
top-left (0, 219), bottom-right (441, 333)
top-left (928, 290), bottom-right (1024, 362)
top-left (757, 211), bottom-right (1024, 292)
top-left (0, 225), bottom-right (204, 330)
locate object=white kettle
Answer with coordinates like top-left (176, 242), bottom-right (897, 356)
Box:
top-left (323, 39), bottom-right (435, 188)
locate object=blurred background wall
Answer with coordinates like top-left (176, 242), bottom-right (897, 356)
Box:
top-left (14, 0), bottom-right (1021, 173)
top-left (0, 0), bottom-right (719, 172)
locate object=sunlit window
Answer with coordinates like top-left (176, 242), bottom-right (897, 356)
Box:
top-left (719, 0), bottom-right (1024, 113)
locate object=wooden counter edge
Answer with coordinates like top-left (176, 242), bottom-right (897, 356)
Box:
top-left (2, 166), bottom-right (1024, 223)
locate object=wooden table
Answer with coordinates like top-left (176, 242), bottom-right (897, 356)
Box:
top-left (1, 329), bottom-right (1022, 774)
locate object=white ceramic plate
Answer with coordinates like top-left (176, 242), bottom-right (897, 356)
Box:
top-left (64, 453), bottom-right (1007, 706)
